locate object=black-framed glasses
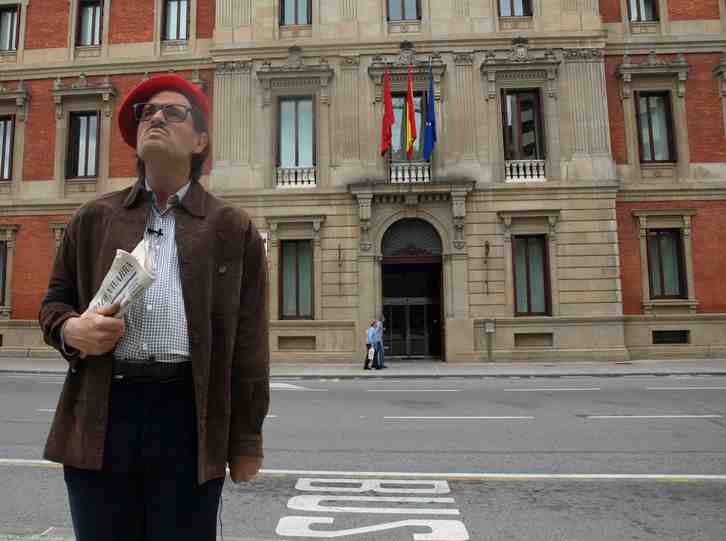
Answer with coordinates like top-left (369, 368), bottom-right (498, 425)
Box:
top-left (133, 102), bottom-right (192, 123)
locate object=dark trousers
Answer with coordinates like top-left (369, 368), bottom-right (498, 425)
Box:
top-left (364, 343), bottom-right (379, 369)
top-left (64, 376), bottom-right (224, 541)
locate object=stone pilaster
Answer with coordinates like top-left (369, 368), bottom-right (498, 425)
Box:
top-left (453, 53), bottom-right (477, 159)
top-left (216, 0), bottom-right (252, 26)
top-left (213, 61), bottom-right (252, 164)
top-left (336, 57), bottom-right (361, 163)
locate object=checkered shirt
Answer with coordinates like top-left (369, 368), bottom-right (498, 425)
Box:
top-left (113, 180), bottom-right (191, 363)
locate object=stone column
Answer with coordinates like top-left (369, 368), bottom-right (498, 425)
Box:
top-left (267, 221), bottom-right (280, 322)
top-left (0, 225), bottom-right (19, 319)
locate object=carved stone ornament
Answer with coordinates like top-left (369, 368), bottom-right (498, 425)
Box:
top-left (0, 80), bottom-right (29, 121)
top-left (52, 73), bottom-right (117, 119)
top-left (617, 51), bottom-right (690, 100)
top-left (480, 38), bottom-right (561, 101)
top-left (215, 61), bottom-right (252, 75)
top-left (368, 43), bottom-right (446, 102)
top-left (256, 47), bottom-right (334, 107)
top-left (713, 53), bottom-right (726, 131)
top-left (563, 48), bottom-right (603, 63)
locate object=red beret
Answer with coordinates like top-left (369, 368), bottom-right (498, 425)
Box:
top-left (117, 74), bottom-right (210, 148)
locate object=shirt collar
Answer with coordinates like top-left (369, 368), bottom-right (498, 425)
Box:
top-left (144, 178), bottom-right (191, 213)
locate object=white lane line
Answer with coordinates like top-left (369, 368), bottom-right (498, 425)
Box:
top-left (367, 390), bottom-right (460, 393)
top-left (384, 416), bottom-right (534, 420)
top-left (505, 388), bottom-right (601, 392)
top-left (36, 409), bottom-right (55, 413)
top-left (585, 414), bottom-right (722, 419)
top-left (1, 460), bottom-right (725, 481)
top-left (646, 387), bottom-right (726, 391)
top-left (39, 527), bottom-right (54, 536)
top-left (271, 383), bottom-right (328, 392)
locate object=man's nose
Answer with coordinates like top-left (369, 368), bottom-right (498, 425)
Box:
top-left (149, 107), bottom-right (166, 124)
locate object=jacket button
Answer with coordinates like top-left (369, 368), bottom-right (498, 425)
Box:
top-left (219, 265), bottom-right (227, 274)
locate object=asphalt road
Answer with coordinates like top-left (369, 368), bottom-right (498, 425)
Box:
top-left (1, 372), bottom-right (725, 540)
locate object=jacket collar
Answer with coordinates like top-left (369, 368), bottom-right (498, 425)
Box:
top-left (123, 177), bottom-right (206, 217)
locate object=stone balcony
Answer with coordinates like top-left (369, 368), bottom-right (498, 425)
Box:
top-left (276, 166), bottom-right (316, 188)
top-left (505, 159), bottom-right (546, 183)
top-left (390, 161), bottom-right (431, 184)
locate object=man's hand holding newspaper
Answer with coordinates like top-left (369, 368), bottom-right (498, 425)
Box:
top-left (62, 239), bottom-right (157, 357)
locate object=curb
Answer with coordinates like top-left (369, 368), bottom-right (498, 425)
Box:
top-left (2, 369), bottom-right (726, 379)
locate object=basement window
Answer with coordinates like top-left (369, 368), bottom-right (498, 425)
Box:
top-left (652, 330), bottom-right (690, 345)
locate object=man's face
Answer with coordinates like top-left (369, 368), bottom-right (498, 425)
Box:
top-left (136, 90), bottom-right (208, 166)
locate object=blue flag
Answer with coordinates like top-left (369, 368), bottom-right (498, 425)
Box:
top-left (423, 63), bottom-right (437, 162)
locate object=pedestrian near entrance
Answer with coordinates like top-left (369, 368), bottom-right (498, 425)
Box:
top-left (375, 316), bottom-right (387, 368)
top-left (364, 321), bottom-right (380, 369)
top-left (38, 74), bottom-right (270, 541)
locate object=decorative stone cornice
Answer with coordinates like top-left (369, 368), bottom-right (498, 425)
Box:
top-left (0, 224), bottom-right (19, 245)
top-left (256, 46), bottom-right (334, 107)
top-left (480, 38), bottom-right (561, 100)
top-left (617, 51), bottom-right (690, 100)
top-left (0, 81), bottom-right (29, 121)
top-left (368, 42), bottom-right (447, 102)
top-left (52, 74), bottom-right (116, 118)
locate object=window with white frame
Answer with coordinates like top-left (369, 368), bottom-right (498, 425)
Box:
top-left (280, 0), bottom-right (311, 25)
top-left (628, 0), bottom-right (658, 22)
top-left (278, 96), bottom-right (315, 177)
top-left (387, 0), bottom-right (420, 21)
top-left (499, 0), bottom-right (532, 17)
top-left (163, 0), bottom-right (189, 41)
top-left (0, 5), bottom-right (19, 51)
top-left (76, 0), bottom-right (102, 46)
top-left (0, 115), bottom-right (13, 181)
top-left (66, 111), bottom-right (99, 179)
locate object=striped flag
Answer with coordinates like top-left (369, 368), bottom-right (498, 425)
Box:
top-left (405, 65), bottom-right (417, 160)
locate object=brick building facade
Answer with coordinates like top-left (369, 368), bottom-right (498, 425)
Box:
top-left (0, 0), bottom-right (724, 362)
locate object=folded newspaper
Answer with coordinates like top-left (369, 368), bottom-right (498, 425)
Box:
top-left (87, 239), bottom-right (157, 318)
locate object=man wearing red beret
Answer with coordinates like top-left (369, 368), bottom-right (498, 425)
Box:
top-left (38, 74), bottom-right (270, 540)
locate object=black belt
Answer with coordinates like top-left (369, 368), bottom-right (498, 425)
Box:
top-left (112, 358), bottom-right (192, 383)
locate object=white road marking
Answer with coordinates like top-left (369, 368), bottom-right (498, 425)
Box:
top-left (287, 495), bottom-right (460, 515)
top-left (39, 527), bottom-right (54, 536)
top-left (505, 387), bottom-right (601, 392)
top-left (36, 409), bottom-right (55, 413)
top-left (1, 460), bottom-right (725, 481)
top-left (585, 414), bottom-right (722, 419)
top-left (367, 389), bottom-right (460, 393)
top-left (271, 382), bottom-right (327, 392)
top-left (295, 478), bottom-right (451, 494)
top-left (384, 416), bottom-right (534, 420)
top-left (646, 387), bottom-right (726, 391)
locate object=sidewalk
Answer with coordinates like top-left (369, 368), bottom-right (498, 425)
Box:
top-left (1, 355), bottom-right (725, 378)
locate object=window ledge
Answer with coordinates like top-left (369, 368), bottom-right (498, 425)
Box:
top-left (640, 162), bottom-right (676, 180)
top-left (161, 40), bottom-right (190, 55)
top-left (75, 45), bottom-right (102, 58)
top-left (643, 298), bottom-right (698, 314)
top-left (0, 181), bottom-right (10, 195)
top-left (629, 21), bottom-right (660, 34)
top-left (387, 19), bottom-right (421, 34)
top-left (64, 177), bottom-right (98, 195)
top-left (499, 16), bottom-right (533, 31)
top-left (0, 50), bottom-right (17, 64)
top-left (279, 24), bottom-right (312, 39)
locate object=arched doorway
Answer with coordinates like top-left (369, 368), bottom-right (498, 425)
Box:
top-left (381, 218), bottom-right (443, 360)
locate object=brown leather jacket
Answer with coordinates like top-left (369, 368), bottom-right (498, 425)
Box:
top-left (38, 179), bottom-right (270, 484)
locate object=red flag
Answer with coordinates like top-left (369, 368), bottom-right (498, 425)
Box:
top-left (405, 65), bottom-right (417, 160)
top-left (380, 68), bottom-right (394, 156)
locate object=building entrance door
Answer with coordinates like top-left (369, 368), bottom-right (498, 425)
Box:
top-left (380, 219), bottom-right (445, 361)
top-left (382, 262), bottom-right (442, 359)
